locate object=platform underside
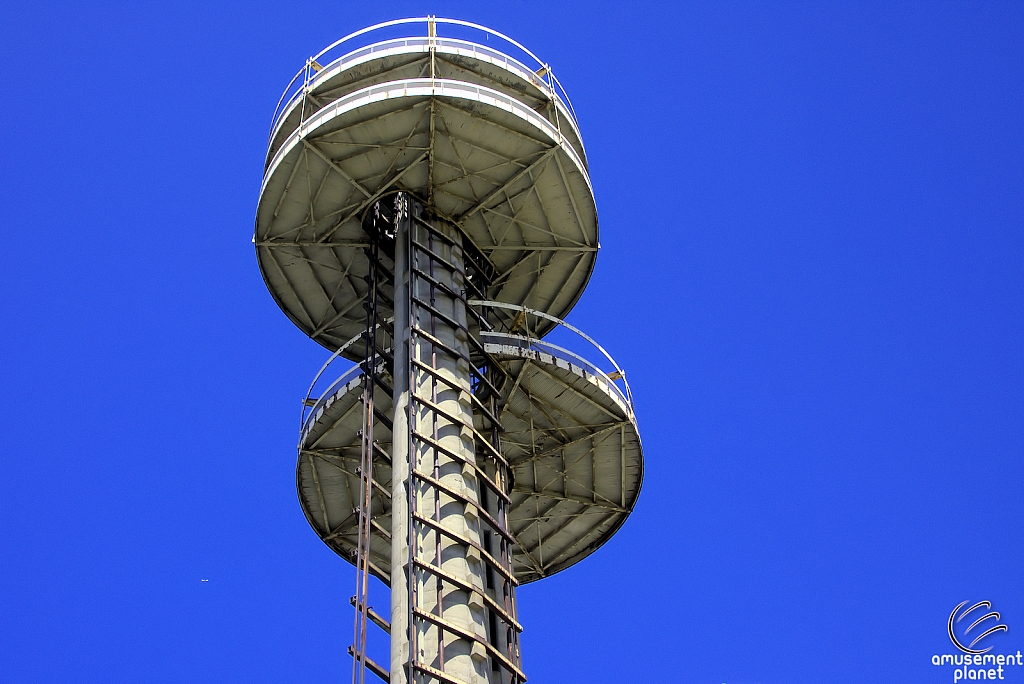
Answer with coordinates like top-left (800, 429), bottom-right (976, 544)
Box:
top-left (297, 345), bottom-right (642, 584)
top-left (256, 78), bottom-right (598, 354)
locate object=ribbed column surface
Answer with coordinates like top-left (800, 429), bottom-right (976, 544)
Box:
top-left (411, 214), bottom-right (487, 684)
top-left (392, 198), bottom-right (501, 684)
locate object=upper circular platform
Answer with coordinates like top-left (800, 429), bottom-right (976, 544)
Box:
top-left (256, 19), bottom-right (599, 352)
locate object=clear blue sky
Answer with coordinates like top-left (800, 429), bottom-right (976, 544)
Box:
top-left (2, 2), bottom-right (1022, 682)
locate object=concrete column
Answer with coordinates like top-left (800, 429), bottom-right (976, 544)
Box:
top-left (390, 194), bottom-right (412, 684)
top-left (391, 194), bottom-right (490, 684)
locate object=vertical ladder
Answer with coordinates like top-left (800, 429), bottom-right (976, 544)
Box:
top-left (352, 216), bottom-right (396, 684)
top-left (391, 194), bottom-right (525, 684)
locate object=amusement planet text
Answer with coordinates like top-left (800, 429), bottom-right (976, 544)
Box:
top-left (932, 652), bottom-right (1023, 681)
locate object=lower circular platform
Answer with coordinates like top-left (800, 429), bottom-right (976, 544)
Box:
top-left (296, 337), bottom-right (643, 584)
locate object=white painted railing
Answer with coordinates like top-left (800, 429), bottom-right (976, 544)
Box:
top-left (268, 17), bottom-right (581, 145)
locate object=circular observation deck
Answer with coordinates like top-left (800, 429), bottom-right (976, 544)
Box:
top-left (296, 304), bottom-right (643, 584)
top-left (255, 19), bottom-right (598, 353)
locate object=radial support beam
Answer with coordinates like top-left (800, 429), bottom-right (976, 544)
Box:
top-left (456, 146), bottom-right (557, 222)
top-left (318, 150), bottom-right (430, 243)
top-left (302, 138), bottom-right (374, 198)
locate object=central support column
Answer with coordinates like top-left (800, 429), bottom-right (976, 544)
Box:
top-left (390, 194), bottom-right (491, 684)
top-left (390, 194), bottom-right (413, 684)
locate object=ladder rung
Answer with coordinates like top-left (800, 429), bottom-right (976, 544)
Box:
top-left (349, 596), bottom-right (393, 634)
top-left (347, 645), bottom-right (389, 682)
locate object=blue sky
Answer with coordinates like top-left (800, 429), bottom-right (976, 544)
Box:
top-left (1, 2), bottom-right (1022, 682)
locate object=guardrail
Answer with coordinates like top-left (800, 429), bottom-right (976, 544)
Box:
top-left (269, 17), bottom-right (580, 145)
top-left (469, 300), bottom-right (634, 414)
top-left (299, 321), bottom-right (390, 440)
top-left (263, 78), bottom-right (592, 200)
top-left (299, 301), bottom-right (633, 439)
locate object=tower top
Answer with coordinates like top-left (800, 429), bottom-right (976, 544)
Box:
top-left (255, 18), bottom-right (599, 352)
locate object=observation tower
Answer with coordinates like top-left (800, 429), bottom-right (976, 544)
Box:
top-left (255, 18), bottom-right (643, 684)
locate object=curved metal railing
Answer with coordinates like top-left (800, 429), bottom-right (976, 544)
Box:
top-left (299, 302), bottom-right (633, 439)
top-left (262, 77), bottom-right (592, 201)
top-left (268, 17), bottom-right (581, 144)
top-left (469, 300), bottom-right (634, 414)
top-left (298, 321), bottom-right (391, 442)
